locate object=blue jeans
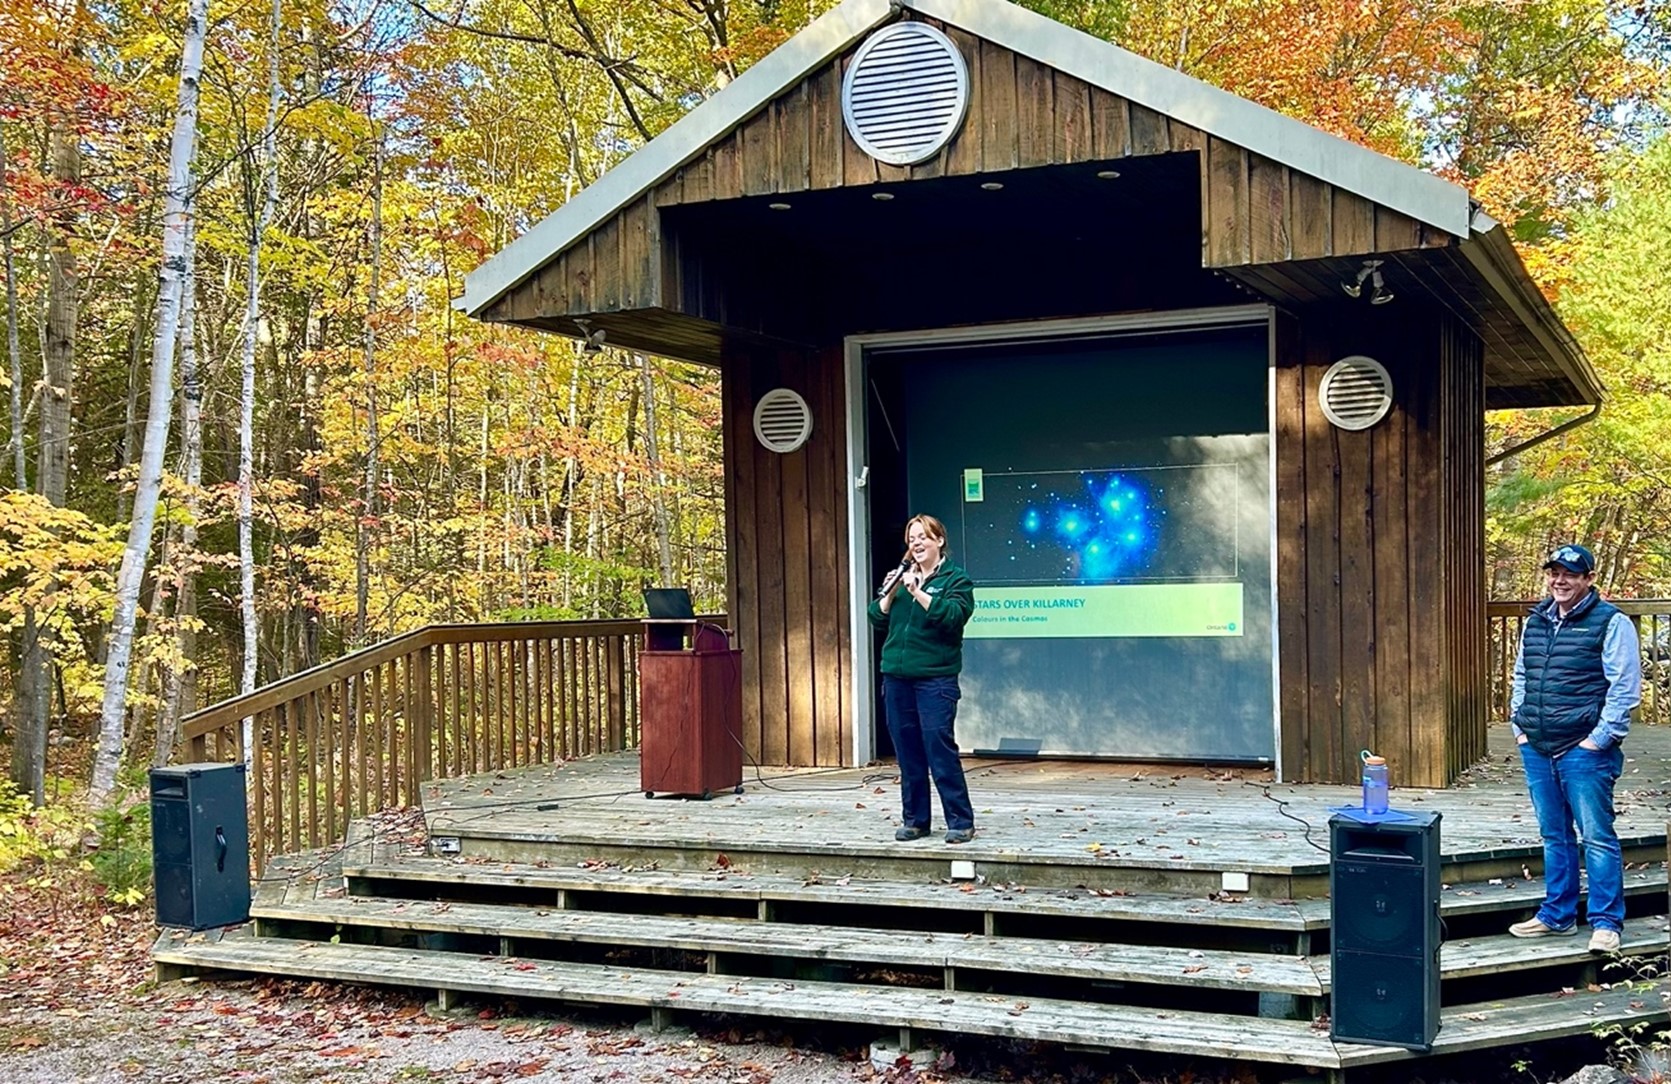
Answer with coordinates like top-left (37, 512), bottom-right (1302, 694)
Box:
top-left (1518, 741), bottom-right (1625, 932)
top-left (882, 675), bottom-right (974, 832)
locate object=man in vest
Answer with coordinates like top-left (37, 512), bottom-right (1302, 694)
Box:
top-left (1508, 543), bottom-right (1641, 954)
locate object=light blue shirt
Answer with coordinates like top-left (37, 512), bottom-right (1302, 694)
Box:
top-left (1510, 609), bottom-right (1642, 750)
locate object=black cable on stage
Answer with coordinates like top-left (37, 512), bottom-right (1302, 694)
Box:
top-left (1244, 780), bottom-right (1331, 855)
top-left (695, 625), bottom-right (898, 794)
top-left (252, 811), bottom-right (427, 891)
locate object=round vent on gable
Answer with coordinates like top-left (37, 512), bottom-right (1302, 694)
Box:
top-left (753, 388), bottom-right (813, 453)
top-left (1319, 356), bottom-right (1394, 431)
top-left (841, 22), bottom-right (969, 166)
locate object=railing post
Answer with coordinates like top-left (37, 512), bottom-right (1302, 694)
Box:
top-left (416, 644), bottom-right (435, 782)
top-left (251, 714), bottom-right (266, 875)
top-left (606, 635), bottom-right (625, 751)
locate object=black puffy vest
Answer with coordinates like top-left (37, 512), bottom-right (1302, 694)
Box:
top-left (1515, 588), bottom-right (1619, 757)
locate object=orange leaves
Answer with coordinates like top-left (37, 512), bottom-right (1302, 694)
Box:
top-left (1114, 0), bottom-right (1464, 158)
top-left (1086, 0), bottom-right (1669, 238)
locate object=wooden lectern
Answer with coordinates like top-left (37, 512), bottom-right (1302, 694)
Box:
top-left (638, 619), bottom-right (742, 799)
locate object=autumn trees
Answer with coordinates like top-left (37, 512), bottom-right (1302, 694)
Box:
top-left (0, 0), bottom-right (1668, 801)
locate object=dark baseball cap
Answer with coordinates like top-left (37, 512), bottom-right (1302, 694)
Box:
top-left (1542, 544), bottom-right (1595, 575)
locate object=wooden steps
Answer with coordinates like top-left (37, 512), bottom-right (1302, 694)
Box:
top-left (342, 852), bottom-right (1322, 932)
top-left (1336, 979), bottom-right (1670, 1068)
top-left (253, 895), bottom-right (1326, 996)
top-left (340, 852), bottom-right (1670, 948)
top-left (149, 928), bottom-right (1671, 1073)
top-left (1312, 914), bottom-right (1669, 989)
top-left (258, 889), bottom-right (1671, 1000)
top-left (147, 928), bottom-right (1342, 1068)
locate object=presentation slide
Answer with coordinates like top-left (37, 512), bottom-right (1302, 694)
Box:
top-left (960, 464), bottom-right (1245, 638)
top-left (963, 465), bottom-right (1241, 582)
top-left (880, 323), bottom-right (1275, 760)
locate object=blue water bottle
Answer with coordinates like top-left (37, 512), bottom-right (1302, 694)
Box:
top-left (1360, 750), bottom-right (1389, 815)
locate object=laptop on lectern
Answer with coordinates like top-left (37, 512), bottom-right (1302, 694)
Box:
top-left (643, 587), bottom-right (695, 621)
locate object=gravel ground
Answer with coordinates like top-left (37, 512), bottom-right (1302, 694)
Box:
top-left (0, 977), bottom-right (890, 1084)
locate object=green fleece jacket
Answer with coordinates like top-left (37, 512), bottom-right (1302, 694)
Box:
top-left (866, 560), bottom-right (976, 677)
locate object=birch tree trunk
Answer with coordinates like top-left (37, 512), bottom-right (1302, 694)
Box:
top-left (89, 0), bottom-right (210, 806)
top-left (156, 217), bottom-right (201, 765)
top-left (238, 0), bottom-right (283, 751)
top-left (637, 353), bottom-right (675, 585)
top-left (38, 124), bottom-right (77, 512)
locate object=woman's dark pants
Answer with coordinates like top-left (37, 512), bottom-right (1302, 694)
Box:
top-left (882, 675), bottom-right (974, 832)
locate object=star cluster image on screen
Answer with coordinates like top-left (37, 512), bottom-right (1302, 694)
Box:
top-left (1013, 472), bottom-right (1162, 582)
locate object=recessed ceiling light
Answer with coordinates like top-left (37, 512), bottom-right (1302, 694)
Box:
top-left (872, 191), bottom-right (894, 201)
top-left (768, 202), bottom-right (791, 211)
top-left (1096, 170), bottom-right (1121, 180)
top-left (980, 181), bottom-right (1004, 191)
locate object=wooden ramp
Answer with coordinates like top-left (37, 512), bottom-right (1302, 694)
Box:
top-left (152, 731), bottom-right (1671, 1082)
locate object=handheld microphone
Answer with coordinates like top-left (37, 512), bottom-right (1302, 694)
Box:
top-left (878, 556), bottom-right (913, 597)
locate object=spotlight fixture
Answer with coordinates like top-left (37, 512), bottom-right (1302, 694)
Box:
top-left (871, 191), bottom-right (894, 201)
top-left (980, 181), bottom-right (1004, 191)
top-left (1096, 169), bottom-right (1121, 180)
top-left (768, 202), bottom-right (792, 211)
top-left (574, 318), bottom-right (608, 355)
top-left (1342, 259), bottom-right (1394, 305)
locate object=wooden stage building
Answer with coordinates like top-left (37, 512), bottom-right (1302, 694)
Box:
top-left (455, 0), bottom-right (1605, 789)
top-left (157, 0), bottom-right (1670, 1077)
top-left (157, 723), bottom-right (1671, 1081)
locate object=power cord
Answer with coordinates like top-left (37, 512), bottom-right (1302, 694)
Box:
top-left (1244, 780), bottom-right (1331, 855)
top-left (253, 809), bottom-right (428, 891)
top-left (701, 634), bottom-right (897, 794)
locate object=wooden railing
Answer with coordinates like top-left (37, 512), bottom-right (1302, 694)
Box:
top-left (176, 618), bottom-right (715, 870)
top-left (1487, 600), bottom-right (1671, 727)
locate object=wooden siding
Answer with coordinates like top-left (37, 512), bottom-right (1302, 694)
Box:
top-left (722, 342), bottom-right (851, 766)
top-left (1274, 307), bottom-right (1485, 788)
top-left (480, 194), bottom-right (664, 325)
top-left (1441, 315), bottom-right (1488, 777)
top-left (487, 19), bottom-right (1450, 330)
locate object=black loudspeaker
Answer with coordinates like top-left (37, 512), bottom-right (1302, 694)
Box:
top-left (1330, 811), bottom-right (1442, 1051)
top-left (150, 763), bottom-right (251, 930)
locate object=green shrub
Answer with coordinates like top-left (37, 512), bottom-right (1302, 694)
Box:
top-left (88, 799), bottom-right (152, 907)
top-left (1596, 954), bottom-right (1670, 1082)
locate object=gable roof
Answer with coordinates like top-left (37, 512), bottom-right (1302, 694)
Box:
top-left (458, 0), bottom-right (1473, 317)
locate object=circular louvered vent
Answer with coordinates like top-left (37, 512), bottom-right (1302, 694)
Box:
top-left (1319, 356), bottom-right (1394, 431)
top-left (841, 22), bottom-right (969, 166)
top-left (753, 388), bottom-right (813, 453)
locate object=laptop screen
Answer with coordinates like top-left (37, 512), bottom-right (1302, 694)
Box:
top-left (643, 587), bottom-right (695, 620)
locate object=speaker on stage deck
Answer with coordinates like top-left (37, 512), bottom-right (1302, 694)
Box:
top-left (1330, 810), bottom-right (1442, 1051)
top-left (150, 763), bottom-right (251, 930)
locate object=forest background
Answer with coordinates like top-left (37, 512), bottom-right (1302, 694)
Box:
top-left (1, 0), bottom-right (1669, 810)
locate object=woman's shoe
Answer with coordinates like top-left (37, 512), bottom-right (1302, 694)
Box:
top-left (895, 825), bottom-right (930, 841)
top-left (944, 828), bottom-right (975, 844)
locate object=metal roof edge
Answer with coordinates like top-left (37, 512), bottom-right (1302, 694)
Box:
top-left (903, 0), bottom-right (1473, 238)
top-left (458, 0), bottom-right (894, 317)
top-left (1461, 221), bottom-right (1603, 406)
